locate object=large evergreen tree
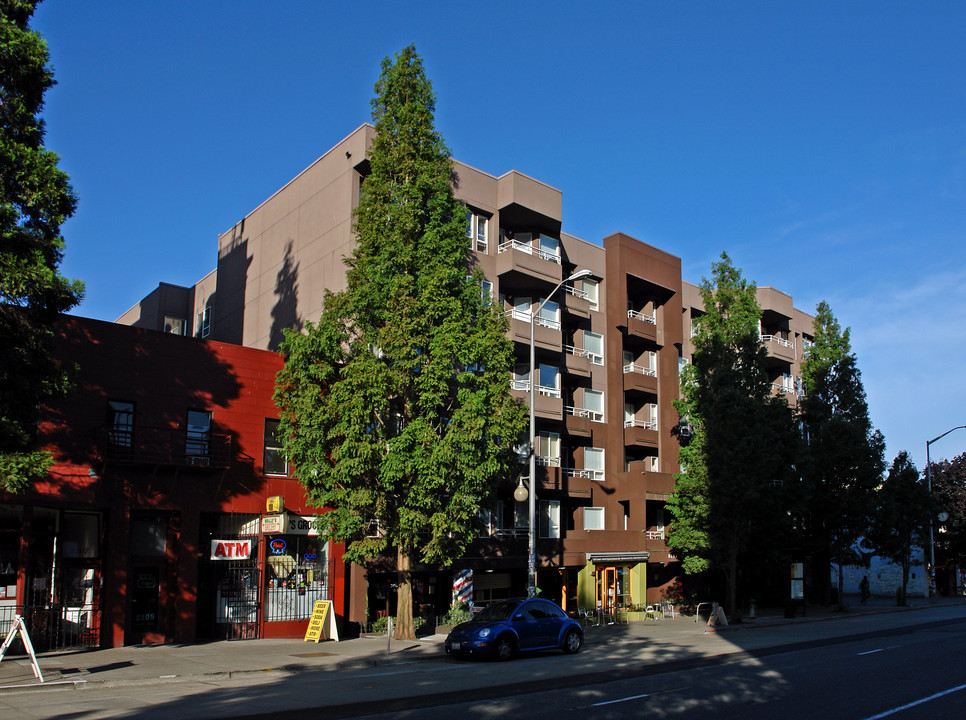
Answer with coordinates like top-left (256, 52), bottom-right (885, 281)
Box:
top-left (927, 452), bottom-right (966, 583)
top-left (274, 46), bottom-right (527, 640)
top-left (799, 301), bottom-right (884, 607)
top-left (668, 253), bottom-right (797, 615)
top-left (868, 451), bottom-right (931, 604)
top-left (1, 0), bottom-right (83, 492)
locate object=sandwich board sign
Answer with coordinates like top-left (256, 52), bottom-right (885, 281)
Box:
top-left (0, 615), bottom-right (43, 682)
top-left (303, 599), bottom-right (340, 643)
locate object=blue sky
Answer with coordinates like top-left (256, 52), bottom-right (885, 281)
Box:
top-left (32, 1), bottom-right (966, 468)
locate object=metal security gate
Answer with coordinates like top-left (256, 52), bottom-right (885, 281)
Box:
top-left (215, 562), bottom-right (260, 640)
top-left (7, 568), bottom-right (101, 651)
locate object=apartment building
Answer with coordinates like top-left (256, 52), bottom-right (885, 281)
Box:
top-left (118, 123), bottom-right (813, 618)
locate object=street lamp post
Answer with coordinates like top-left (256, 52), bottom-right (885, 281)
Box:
top-left (527, 268), bottom-right (592, 597)
top-left (925, 425), bottom-right (966, 591)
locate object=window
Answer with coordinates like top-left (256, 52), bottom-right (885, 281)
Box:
top-left (585, 447), bottom-right (604, 481)
top-left (466, 211), bottom-right (488, 254)
top-left (584, 389), bottom-right (604, 422)
top-left (107, 400), bottom-right (134, 449)
top-left (583, 278), bottom-right (599, 312)
top-left (512, 296), bottom-right (532, 322)
top-left (584, 506), bottom-right (604, 531)
top-left (514, 499), bottom-right (529, 530)
top-left (540, 500), bottom-right (560, 538)
top-left (164, 316), bottom-right (185, 335)
top-left (197, 306), bottom-right (212, 339)
top-left (537, 234), bottom-right (560, 263)
top-left (263, 419), bottom-right (288, 475)
top-left (186, 409), bottom-right (212, 459)
top-left (537, 432), bottom-right (560, 465)
top-left (481, 279), bottom-right (493, 303)
top-left (538, 363), bottom-right (560, 396)
top-left (537, 299), bottom-right (560, 330)
top-left (584, 332), bottom-right (603, 365)
top-left (131, 516), bottom-right (167, 556)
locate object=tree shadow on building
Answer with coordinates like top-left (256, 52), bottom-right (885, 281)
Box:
top-left (269, 241), bottom-right (301, 352)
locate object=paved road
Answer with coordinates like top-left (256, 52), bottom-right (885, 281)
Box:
top-left (3, 604), bottom-right (965, 719)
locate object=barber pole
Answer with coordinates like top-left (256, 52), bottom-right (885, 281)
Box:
top-left (453, 568), bottom-right (473, 606)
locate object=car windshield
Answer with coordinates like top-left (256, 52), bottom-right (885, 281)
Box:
top-left (474, 600), bottom-right (521, 622)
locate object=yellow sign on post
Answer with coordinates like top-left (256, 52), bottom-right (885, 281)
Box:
top-left (304, 600), bottom-right (339, 643)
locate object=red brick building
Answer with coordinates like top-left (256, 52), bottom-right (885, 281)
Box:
top-left (0, 316), bottom-right (356, 649)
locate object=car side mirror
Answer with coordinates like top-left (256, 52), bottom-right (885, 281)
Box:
top-left (513, 614), bottom-right (525, 622)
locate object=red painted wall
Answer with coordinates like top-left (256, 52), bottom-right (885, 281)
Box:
top-left (2, 315), bottom-right (348, 647)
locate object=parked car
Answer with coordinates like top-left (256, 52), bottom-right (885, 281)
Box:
top-left (444, 597), bottom-right (583, 661)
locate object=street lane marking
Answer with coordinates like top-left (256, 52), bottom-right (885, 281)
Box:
top-left (857, 649), bottom-right (883, 655)
top-left (592, 693), bottom-right (650, 706)
top-left (862, 682), bottom-right (966, 719)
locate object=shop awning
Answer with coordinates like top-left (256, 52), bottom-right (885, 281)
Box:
top-left (588, 551), bottom-right (650, 565)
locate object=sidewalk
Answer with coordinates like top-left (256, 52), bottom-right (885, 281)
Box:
top-left (1, 594), bottom-right (962, 693)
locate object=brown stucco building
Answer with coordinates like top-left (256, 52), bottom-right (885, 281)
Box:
top-left (118, 123), bottom-right (814, 617)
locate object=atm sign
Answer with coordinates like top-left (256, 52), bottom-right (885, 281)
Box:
top-left (210, 539), bottom-right (252, 560)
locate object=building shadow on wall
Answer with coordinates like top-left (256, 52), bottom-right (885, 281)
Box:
top-left (269, 241), bottom-right (301, 352)
top-left (208, 222), bottom-right (253, 345)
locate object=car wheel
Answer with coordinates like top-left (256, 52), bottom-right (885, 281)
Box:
top-left (493, 634), bottom-right (514, 661)
top-left (563, 628), bottom-right (582, 654)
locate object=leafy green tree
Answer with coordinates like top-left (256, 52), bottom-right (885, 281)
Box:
top-left (274, 46), bottom-right (527, 640)
top-left (669, 253), bottom-right (797, 615)
top-left (928, 453), bottom-right (966, 581)
top-left (799, 302), bottom-right (884, 606)
top-left (1, 0), bottom-right (83, 492)
top-left (868, 451), bottom-right (932, 604)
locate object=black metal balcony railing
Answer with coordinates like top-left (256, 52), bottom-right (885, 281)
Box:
top-left (96, 426), bottom-right (232, 469)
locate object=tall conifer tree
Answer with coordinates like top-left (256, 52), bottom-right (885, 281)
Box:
top-left (1, 0), bottom-right (83, 492)
top-left (799, 301), bottom-right (884, 606)
top-left (274, 46), bottom-right (526, 639)
top-left (668, 253), bottom-right (796, 615)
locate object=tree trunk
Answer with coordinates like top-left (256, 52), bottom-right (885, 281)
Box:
top-left (394, 546), bottom-right (415, 640)
top-left (836, 560), bottom-right (845, 610)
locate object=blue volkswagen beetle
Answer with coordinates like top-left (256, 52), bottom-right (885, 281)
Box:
top-left (444, 597), bottom-right (583, 661)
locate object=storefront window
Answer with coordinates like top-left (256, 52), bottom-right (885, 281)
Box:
top-left (264, 533), bottom-right (328, 622)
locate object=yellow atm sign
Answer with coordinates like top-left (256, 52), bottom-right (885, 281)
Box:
top-left (266, 495), bottom-right (284, 513)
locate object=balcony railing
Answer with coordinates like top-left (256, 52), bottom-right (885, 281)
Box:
top-left (511, 378), bottom-right (531, 391)
top-left (623, 362), bottom-right (657, 377)
top-left (628, 309), bottom-right (656, 325)
top-left (565, 406), bottom-right (604, 423)
top-left (504, 308), bottom-right (532, 323)
top-left (534, 315), bottom-right (561, 331)
top-left (497, 239), bottom-right (562, 265)
top-left (771, 382), bottom-right (796, 395)
top-left (564, 285), bottom-right (589, 300)
top-left (564, 344), bottom-right (603, 365)
top-left (625, 419), bottom-right (658, 430)
top-left (537, 455), bottom-right (561, 467)
top-left (97, 426), bottom-right (232, 469)
top-left (761, 334), bottom-right (794, 350)
top-left (564, 467), bottom-right (604, 482)
top-left (645, 529), bottom-right (666, 540)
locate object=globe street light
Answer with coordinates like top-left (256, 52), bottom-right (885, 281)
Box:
top-left (925, 425), bottom-right (966, 592)
top-left (527, 267), bottom-right (593, 597)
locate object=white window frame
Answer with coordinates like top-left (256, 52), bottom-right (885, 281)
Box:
top-left (583, 278), bottom-right (599, 312)
top-left (537, 432), bottom-right (560, 466)
top-left (537, 364), bottom-right (560, 398)
top-left (540, 500), bottom-right (560, 539)
top-left (197, 306), bottom-right (211, 339)
top-left (584, 506), bottom-right (604, 531)
top-left (584, 447), bottom-right (604, 482)
top-left (536, 299), bottom-right (560, 330)
top-left (584, 331), bottom-right (604, 365)
top-left (584, 389), bottom-right (604, 423)
top-left (466, 211), bottom-right (489, 254)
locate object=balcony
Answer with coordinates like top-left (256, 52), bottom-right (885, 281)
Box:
top-left (563, 466), bottom-right (604, 483)
top-left (624, 420), bottom-right (659, 448)
top-left (503, 310), bottom-right (562, 353)
top-left (496, 240), bottom-right (563, 284)
top-left (762, 334), bottom-right (795, 363)
top-left (562, 285), bottom-right (591, 318)
top-left (626, 309), bottom-right (660, 344)
top-left (509, 380), bottom-right (564, 420)
top-left (97, 426), bottom-right (232, 469)
top-left (623, 363), bottom-right (658, 394)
